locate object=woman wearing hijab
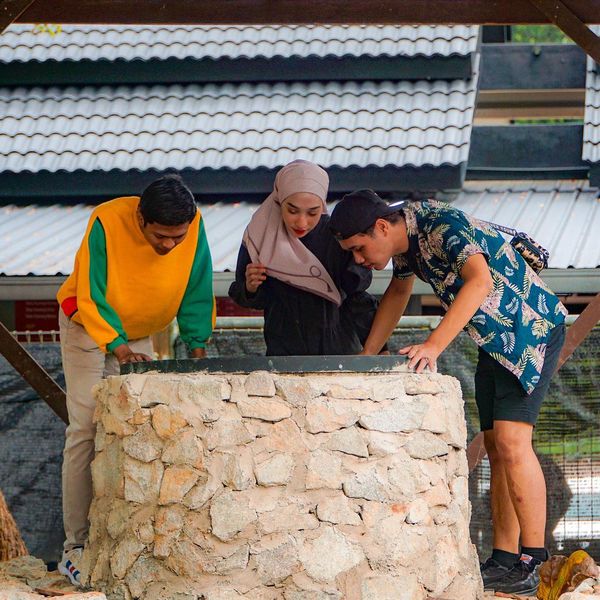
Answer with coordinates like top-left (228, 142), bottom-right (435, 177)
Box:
top-left (228, 160), bottom-right (382, 356)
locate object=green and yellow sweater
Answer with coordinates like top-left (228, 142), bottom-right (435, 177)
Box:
top-left (57, 196), bottom-right (215, 352)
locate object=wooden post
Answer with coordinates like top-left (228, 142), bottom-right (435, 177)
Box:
top-left (0, 322), bottom-right (68, 424)
top-left (528, 0), bottom-right (600, 63)
top-left (0, 0), bottom-right (36, 34)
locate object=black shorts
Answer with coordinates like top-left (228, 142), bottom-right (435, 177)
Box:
top-left (475, 323), bottom-right (566, 431)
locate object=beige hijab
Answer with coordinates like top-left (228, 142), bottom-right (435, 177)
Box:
top-left (242, 160), bottom-right (342, 305)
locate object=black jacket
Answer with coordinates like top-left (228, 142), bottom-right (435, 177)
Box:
top-left (229, 215), bottom-right (380, 356)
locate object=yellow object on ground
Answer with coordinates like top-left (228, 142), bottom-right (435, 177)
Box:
top-left (537, 550), bottom-right (599, 599)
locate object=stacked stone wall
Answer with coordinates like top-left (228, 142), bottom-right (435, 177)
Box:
top-left (82, 370), bottom-right (483, 600)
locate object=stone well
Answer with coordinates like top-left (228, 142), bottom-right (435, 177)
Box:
top-left (81, 357), bottom-right (483, 600)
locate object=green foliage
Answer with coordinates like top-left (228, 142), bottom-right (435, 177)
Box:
top-left (512, 25), bottom-right (572, 44)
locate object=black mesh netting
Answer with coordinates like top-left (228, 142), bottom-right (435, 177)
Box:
top-left (2, 326), bottom-right (598, 561)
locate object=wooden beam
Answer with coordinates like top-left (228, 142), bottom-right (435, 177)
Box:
top-left (0, 0), bottom-right (35, 34)
top-left (476, 90), bottom-right (585, 120)
top-left (0, 321), bottom-right (68, 424)
top-left (528, 0), bottom-right (600, 62)
top-left (13, 0), bottom-right (600, 26)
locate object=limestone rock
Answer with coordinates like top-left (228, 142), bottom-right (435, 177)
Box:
top-left (258, 504), bottom-right (319, 535)
top-left (125, 554), bottom-right (172, 598)
top-left (238, 396), bottom-right (291, 422)
top-left (245, 371), bottom-right (276, 397)
top-left (370, 377), bottom-right (405, 401)
top-left (342, 464), bottom-right (389, 502)
top-left (161, 429), bottom-right (204, 469)
top-left (359, 399), bottom-right (426, 433)
top-left (404, 431), bottom-right (449, 459)
top-left (325, 382), bottom-right (371, 399)
top-left (420, 395), bottom-right (448, 434)
top-left (151, 404), bottom-right (188, 439)
top-left (253, 535), bottom-right (300, 585)
top-left (275, 377), bottom-right (312, 407)
top-left (123, 422), bottom-right (163, 462)
top-left (403, 374), bottom-right (443, 395)
top-left (367, 517), bottom-right (430, 570)
top-left (299, 527), bottom-right (364, 583)
top-left (306, 450), bottom-right (343, 490)
top-left (178, 377), bottom-right (228, 423)
top-left (327, 427), bottom-right (369, 458)
top-left (406, 498), bottom-right (430, 524)
top-left (205, 408), bottom-right (254, 449)
top-left (316, 496), bottom-right (361, 525)
top-left (109, 536), bottom-right (146, 579)
top-left (158, 465), bottom-right (200, 505)
top-left (255, 453), bottom-right (295, 486)
top-left (305, 399), bottom-right (363, 433)
top-left (361, 572), bottom-right (424, 600)
top-left (222, 447), bottom-right (256, 490)
top-left (123, 457), bottom-right (163, 504)
top-left (418, 532), bottom-right (460, 595)
top-left (210, 491), bottom-right (257, 542)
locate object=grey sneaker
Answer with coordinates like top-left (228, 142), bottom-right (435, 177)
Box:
top-left (480, 557), bottom-right (512, 590)
top-left (489, 557), bottom-right (542, 595)
top-left (58, 546), bottom-right (83, 586)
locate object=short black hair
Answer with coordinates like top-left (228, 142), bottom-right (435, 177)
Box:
top-left (139, 174), bottom-right (196, 226)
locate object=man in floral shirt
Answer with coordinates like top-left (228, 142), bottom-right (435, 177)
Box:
top-left (330, 190), bottom-right (567, 596)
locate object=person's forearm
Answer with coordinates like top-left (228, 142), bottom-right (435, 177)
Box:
top-left (427, 276), bottom-right (493, 354)
top-left (363, 277), bottom-right (414, 354)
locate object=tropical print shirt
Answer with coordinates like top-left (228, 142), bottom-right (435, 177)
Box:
top-left (393, 200), bottom-right (567, 394)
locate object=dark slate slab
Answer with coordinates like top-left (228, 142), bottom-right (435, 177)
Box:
top-left (121, 354), bottom-right (409, 375)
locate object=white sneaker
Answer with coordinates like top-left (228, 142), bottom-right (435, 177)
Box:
top-left (59, 546), bottom-right (83, 586)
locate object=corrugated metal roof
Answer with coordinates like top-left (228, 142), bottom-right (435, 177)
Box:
top-left (452, 180), bottom-right (600, 269)
top-left (1, 180), bottom-right (598, 277)
top-left (583, 26), bottom-right (600, 164)
top-left (0, 201), bottom-right (258, 276)
top-left (0, 72), bottom-right (479, 173)
top-left (0, 25), bottom-right (479, 64)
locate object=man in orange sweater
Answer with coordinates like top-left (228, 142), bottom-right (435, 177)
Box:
top-left (56, 174), bottom-right (215, 585)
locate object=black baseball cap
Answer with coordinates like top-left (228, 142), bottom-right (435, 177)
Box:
top-left (329, 189), bottom-right (405, 240)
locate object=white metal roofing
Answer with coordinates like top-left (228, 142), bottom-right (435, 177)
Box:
top-left (583, 26), bottom-right (600, 164)
top-left (1, 180), bottom-right (598, 277)
top-left (0, 24), bottom-right (479, 63)
top-left (0, 74), bottom-right (479, 173)
top-left (451, 181), bottom-right (600, 270)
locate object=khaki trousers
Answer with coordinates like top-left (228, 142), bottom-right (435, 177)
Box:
top-left (59, 310), bottom-right (153, 551)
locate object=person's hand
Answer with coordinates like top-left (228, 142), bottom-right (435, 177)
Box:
top-left (191, 347), bottom-right (207, 359)
top-left (245, 262), bottom-right (267, 294)
top-left (113, 344), bottom-right (153, 365)
top-left (398, 339), bottom-right (441, 374)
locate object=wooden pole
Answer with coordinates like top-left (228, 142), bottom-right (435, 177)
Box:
top-left (0, 322), bottom-right (68, 425)
top-left (0, 0), bottom-right (36, 35)
top-left (528, 0), bottom-right (600, 63)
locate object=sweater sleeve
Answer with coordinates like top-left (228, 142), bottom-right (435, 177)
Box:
top-left (77, 218), bottom-right (128, 353)
top-left (228, 242), bottom-right (268, 309)
top-left (177, 218), bottom-right (216, 350)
